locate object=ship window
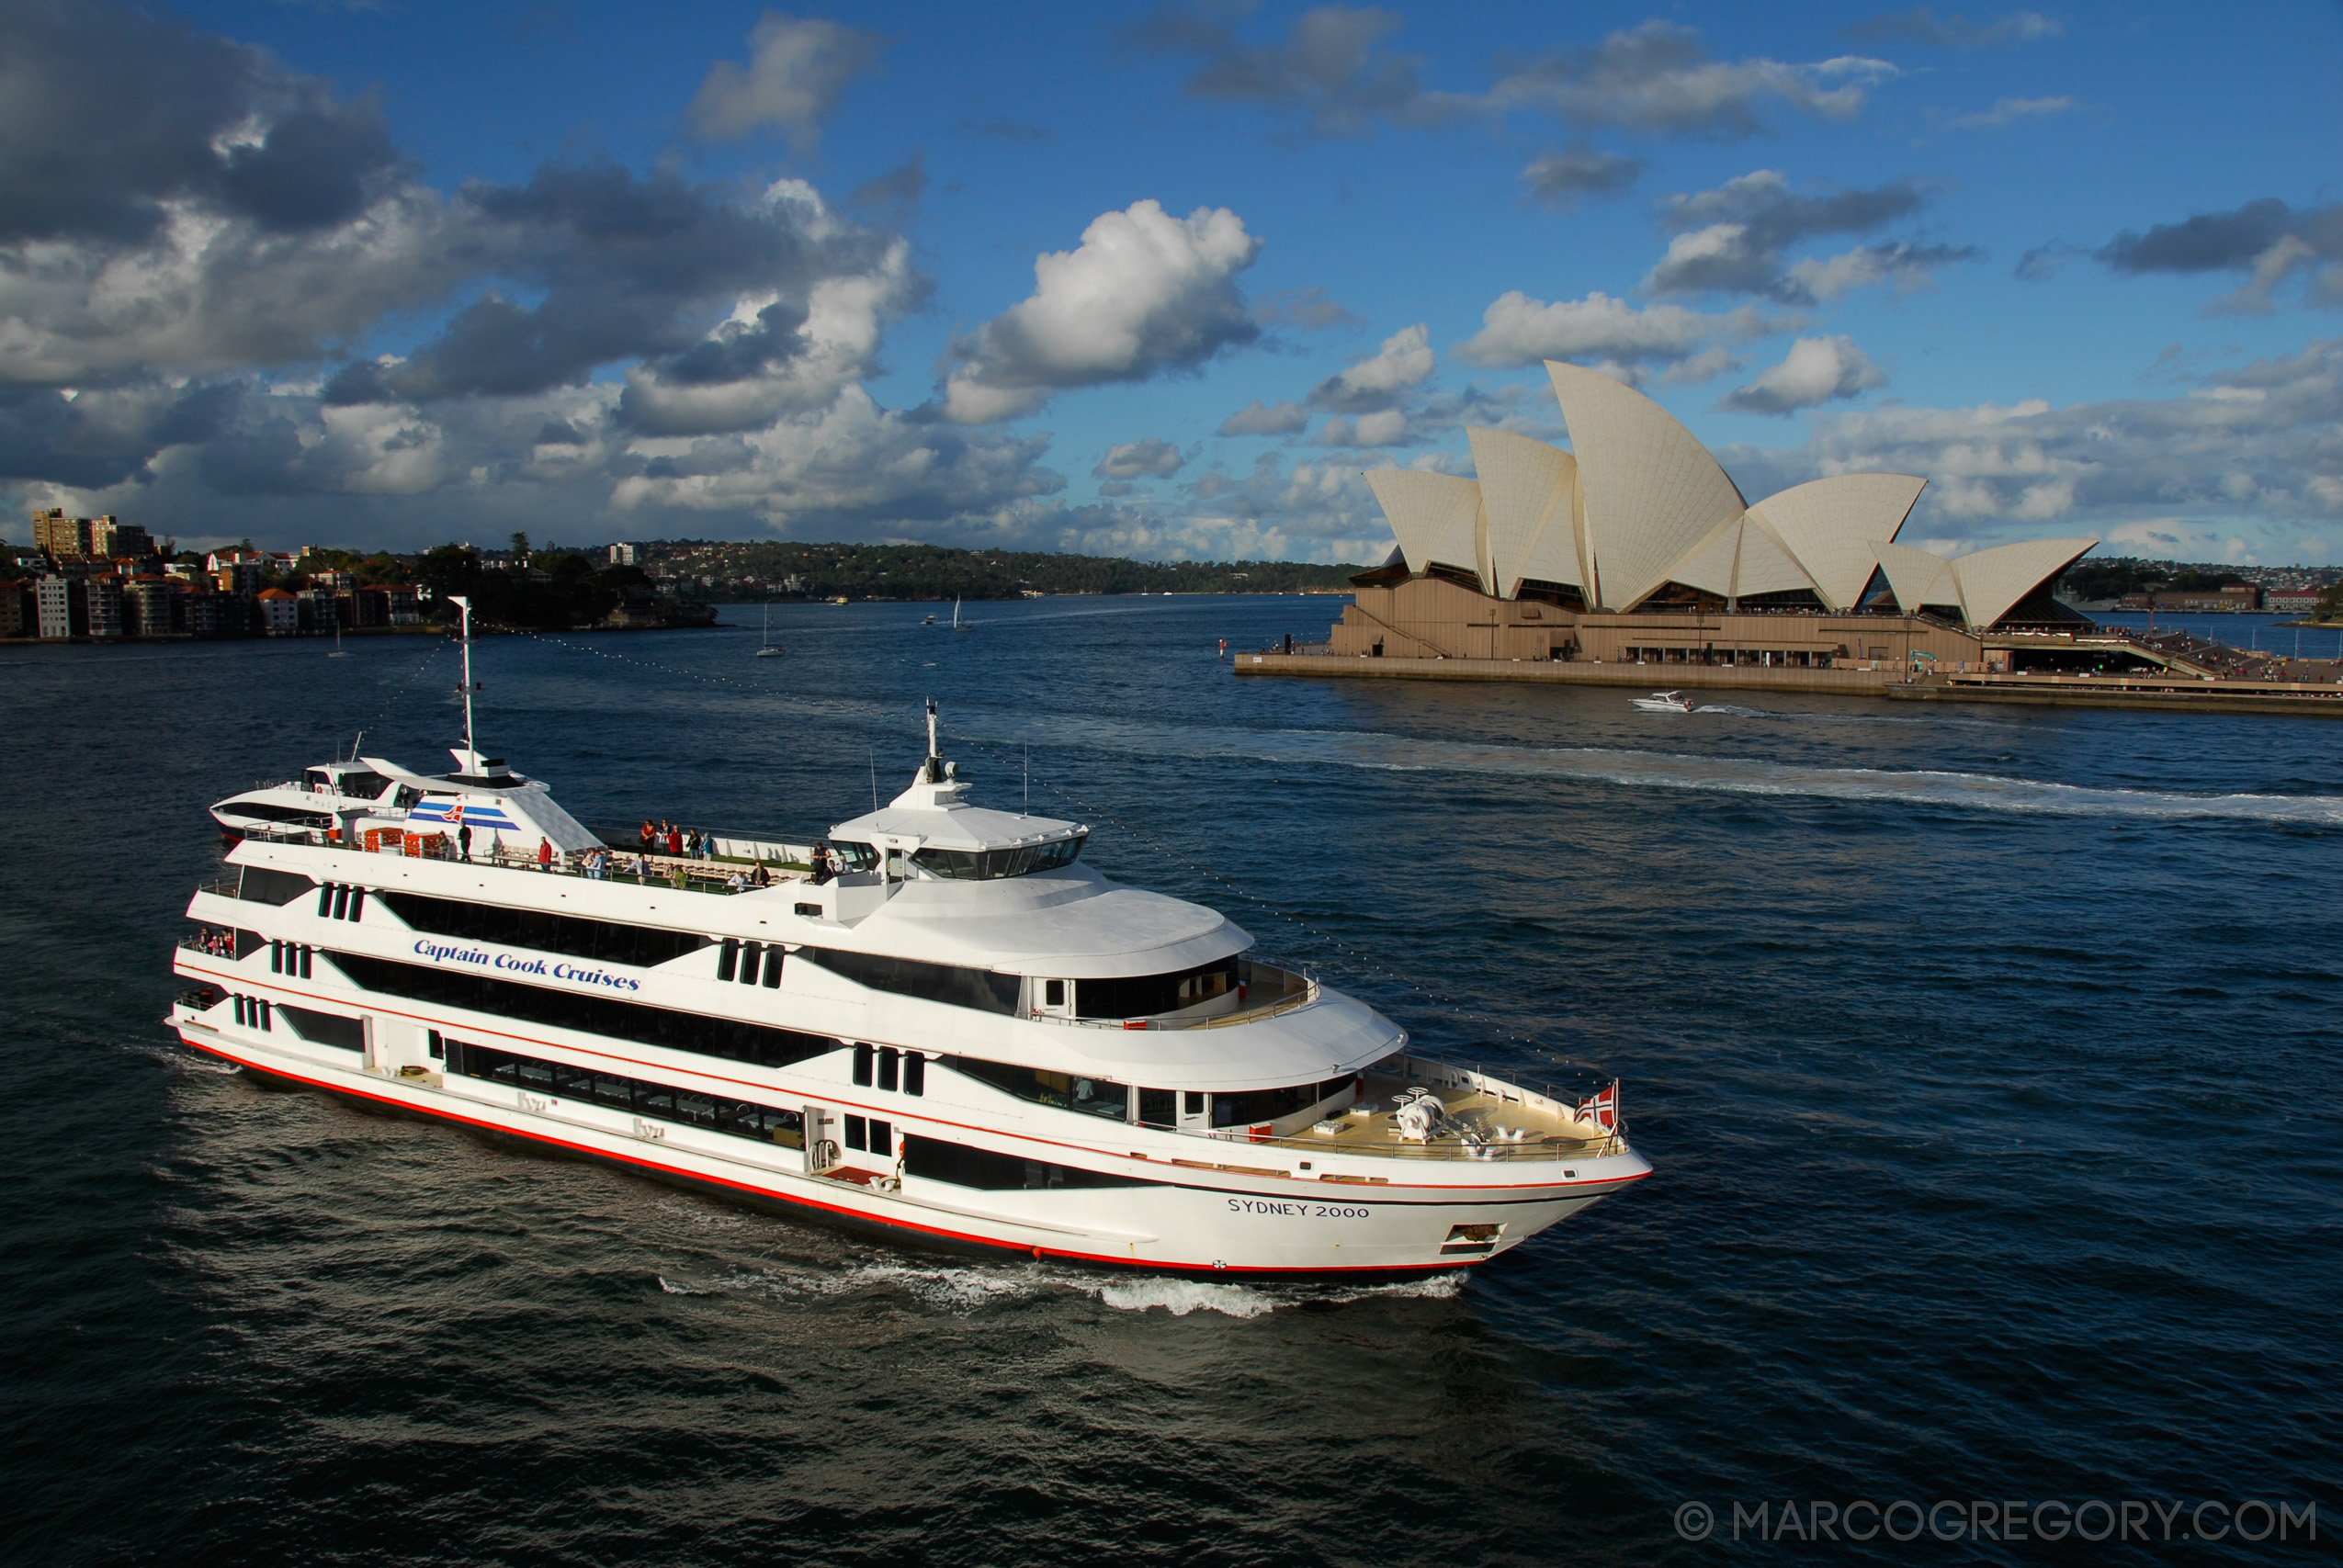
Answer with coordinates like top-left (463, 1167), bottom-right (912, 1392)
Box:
top-left (799, 948), bottom-right (1020, 1016)
top-left (376, 889), bottom-right (712, 968)
top-left (269, 941), bottom-right (282, 974)
top-left (317, 884), bottom-right (334, 917)
top-left (299, 946), bottom-right (313, 979)
top-left (737, 941), bottom-right (762, 985)
top-left (1138, 1088), bottom-right (1176, 1128)
top-left (869, 1120), bottom-right (891, 1157)
top-left (795, 902), bottom-right (821, 918)
top-left (844, 1114), bottom-right (867, 1152)
top-left (901, 1053), bottom-right (924, 1097)
top-left (909, 833), bottom-right (1087, 881)
top-left (427, 1030), bottom-right (444, 1060)
top-left (761, 948), bottom-right (783, 988)
top-left (830, 840), bottom-right (879, 873)
top-left (348, 889), bottom-right (364, 921)
top-left (853, 1043), bottom-right (874, 1086)
top-left (945, 1057), bottom-right (1129, 1121)
top-left (279, 1005), bottom-right (364, 1051)
top-left (718, 938), bottom-right (740, 983)
top-left (238, 866), bottom-right (318, 906)
top-left (901, 1135), bottom-right (1161, 1191)
top-left (1044, 979), bottom-right (1065, 1008)
top-left (877, 1046), bottom-right (900, 1092)
top-left (444, 1038), bottom-right (802, 1148)
top-left (1075, 956), bottom-right (1239, 1020)
top-left (332, 886), bottom-right (350, 920)
top-left (324, 952), bottom-right (840, 1072)
top-left (1183, 1091), bottom-right (1204, 1116)
top-left (1210, 1078), bottom-right (1354, 1128)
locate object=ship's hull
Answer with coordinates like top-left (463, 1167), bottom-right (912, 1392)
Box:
top-left (174, 1016), bottom-right (1647, 1279)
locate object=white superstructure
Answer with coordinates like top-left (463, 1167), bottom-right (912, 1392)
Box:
top-left (175, 682), bottom-right (1648, 1276)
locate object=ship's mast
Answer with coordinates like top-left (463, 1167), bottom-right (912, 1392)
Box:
top-left (452, 595), bottom-right (477, 760)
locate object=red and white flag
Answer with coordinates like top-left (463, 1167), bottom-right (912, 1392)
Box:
top-left (1576, 1082), bottom-right (1619, 1132)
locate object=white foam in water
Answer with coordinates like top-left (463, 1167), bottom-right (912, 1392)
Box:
top-left (1093, 1278), bottom-right (1281, 1318)
top-left (1013, 715), bottom-right (2343, 825)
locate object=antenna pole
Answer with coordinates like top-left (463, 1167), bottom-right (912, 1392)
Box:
top-left (1024, 743), bottom-right (1030, 814)
top-left (452, 595), bottom-right (476, 758)
top-left (869, 746), bottom-right (878, 811)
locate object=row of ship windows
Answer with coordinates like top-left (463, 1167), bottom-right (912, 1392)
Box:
top-left (241, 866), bottom-right (1236, 1022)
top-left (268, 942), bottom-right (315, 978)
top-left (437, 1035), bottom-right (1149, 1190)
top-left (214, 953), bottom-right (1336, 1132)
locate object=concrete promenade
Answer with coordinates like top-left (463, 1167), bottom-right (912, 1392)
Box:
top-left (1232, 650), bottom-right (1905, 694)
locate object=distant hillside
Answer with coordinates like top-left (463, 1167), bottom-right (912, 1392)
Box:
top-left (641, 539), bottom-right (1365, 600)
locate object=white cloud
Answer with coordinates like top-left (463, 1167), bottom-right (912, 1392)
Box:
top-left (939, 199), bottom-right (1263, 423)
top-left (1217, 399), bottom-right (1308, 436)
top-left (1785, 243), bottom-right (1963, 301)
top-left (685, 12), bottom-right (881, 151)
top-left (1488, 22), bottom-right (1897, 137)
top-left (1714, 338), bottom-right (2343, 547)
top-left (1307, 322), bottom-right (1434, 411)
top-left (1093, 438), bottom-right (1183, 479)
top-left (1721, 334), bottom-right (1887, 413)
top-left (1944, 95), bottom-right (2076, 130)
top-left (1313, 410), bottom-right (1412, 447)
top-left (1660, 345), bottom-right (1744, 386)
top-left (1455, 289), bottom-right (1771, 367)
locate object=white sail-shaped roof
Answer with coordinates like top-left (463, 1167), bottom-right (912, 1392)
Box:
top-left (1365, 469), bottom-right (1489, 591)
top-left (1545, 359), bottom-right (1747, 610)
top-left (1948, 537), bottom-right (2098, 629)
top-left (1743, 474), bottom-right (1928, 611)
top-left (1466, 427), bottom-right (1581, 595)
top-left (1873, 540), bottom-right (1964, 616)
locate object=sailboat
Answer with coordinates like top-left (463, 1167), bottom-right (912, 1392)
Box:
top-left (756, 602), bottom-right (786, 658)
top-left (327, 616), bottom-right (352, 658)
top-left (952, 595), bottom-right (976, 633)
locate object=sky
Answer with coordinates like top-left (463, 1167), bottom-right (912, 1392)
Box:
top-left (1, 0), bottom-right (2337, 566)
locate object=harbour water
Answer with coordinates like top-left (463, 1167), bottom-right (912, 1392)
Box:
top-left (3, 594), bottom-right (2335, 1562)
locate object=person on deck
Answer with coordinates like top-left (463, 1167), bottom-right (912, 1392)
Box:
top-left (640, 818), bottom-right (655, 852)
top-left (458, 823), bottom-right (473, 863)
top-left (538, 840), bottom-right (552, 872)
top-left (810, 840), bottom-right (835, 885)
top-left (752, 862), bottom-right (771, 888)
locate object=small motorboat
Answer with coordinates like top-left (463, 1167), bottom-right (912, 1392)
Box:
top-left (922, 613), bottom-right (936, 626)
top-left (1631, 690), bottom-right (1694, 713)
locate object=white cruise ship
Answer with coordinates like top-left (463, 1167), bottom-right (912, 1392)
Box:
top-left (174, 616), bottom-right (1647, 1276)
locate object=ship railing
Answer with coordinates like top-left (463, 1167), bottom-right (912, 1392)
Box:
top-left (1185, 1125), bottom-right (1630, 1165)
top-left (1045, 964), bottom-right (1319, 1032)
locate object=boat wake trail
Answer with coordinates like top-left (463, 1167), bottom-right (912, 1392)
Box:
top-left (993, 717), bottom-right (2343, 825)
top-left (658, 1259), bottom-right (1466, 1318)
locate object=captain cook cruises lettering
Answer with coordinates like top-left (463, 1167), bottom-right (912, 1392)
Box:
top-left (411, 938), bottom-right (642, 992)
top-left (181, 653), bottom-right (1650, 1274)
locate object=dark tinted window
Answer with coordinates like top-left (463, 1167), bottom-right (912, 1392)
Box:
top-left (327, 951), bottom-right (837, 1072)
top-left (1076, 956), bottom-right (1240, 1020)
top-left (801, 948), bottom-right (1020, 1015)
top-left (902, 1134), bottom-right (1160, 1190)
top-left (946, 1057), bottom-right (1127, 1120)
top-left (378, 888), bottom-right (710, 968)
top-left (239, 866), bottom-right (318, 905)
top-left (911, 835), bottom-right (1086, 881)
top-left (447, 1038), bottom-right (804, 1148)
top-left (1211, 1077), bottom-right (1354, 1128)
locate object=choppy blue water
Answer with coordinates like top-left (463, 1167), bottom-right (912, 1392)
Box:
top-left (4, 596), bottom-right (2336, 1564)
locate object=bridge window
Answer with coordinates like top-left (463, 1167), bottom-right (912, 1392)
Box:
top-left (800, 948), bottom-right (1020, 1015)
top-left (1076, 956), bottom-right (1239, 1020)
top-left (910, 835), bottom-right (1087, 881)
top-left (376, 888), bottom-right (711, 968)
top-left (945, 1057), bottom-right (1129, 1120)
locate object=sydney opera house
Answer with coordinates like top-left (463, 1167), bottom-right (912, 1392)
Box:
top-left (1295, 361), bottom-right (2098, 682)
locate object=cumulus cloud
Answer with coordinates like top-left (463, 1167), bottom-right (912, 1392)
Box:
top-left (1115, 3), bottom-right (1467, 137)
top-left (1521, 143), bottom-right (1642, 209)
top-left (1307, 323), bottom-right (1434, 412)
top-left (1454, 290), bottom-right (1771, 370)
top-left (1839, 9), bottom-right (2060, 48)
top-left (1720, 335), bottom-right (1887, 413)
top-left (1487, 21), bottom-right (1896, 138)
top-left (1944, 95), bottom-right (2075, 130)
top-left (1093, 438), bottom-right (1184, 479)
top-left (1643, 169), bottom-right (1978, 303)
top-left (939, 199), bottom-right (1263, 423)
top-left (1218, 399), bottom-right (1309, 436)
top-left (1716, 339), bottom-right (2343, 542)
top-left (685, 11), bottom-right (882, 151)
top-left (1312, 410), bottom-right (1412, 447)
top-left (2095, 198), bottom-right (2343, 313)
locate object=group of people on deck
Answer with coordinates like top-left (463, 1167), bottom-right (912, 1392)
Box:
top-left (639, 818), bottom-right (717, 860)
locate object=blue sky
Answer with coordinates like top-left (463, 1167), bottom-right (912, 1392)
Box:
top-left (4, 1), bottom-right (2338, 565)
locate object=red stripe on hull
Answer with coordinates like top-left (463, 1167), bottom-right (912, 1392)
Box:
top-left (181, 1033), bottom-right (1482, 1280)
